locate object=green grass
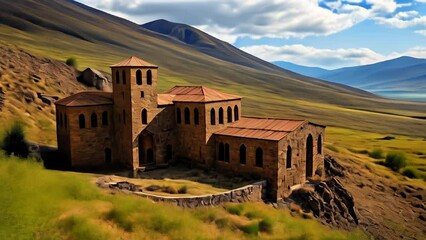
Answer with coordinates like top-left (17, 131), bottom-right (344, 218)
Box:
top-left (326, 127), bottom-right (426, 184)
top-left (368, 148), bottom-right (384, 159)
top-left (385, 152), bottom-right (407, 171)
top-left (0, 154), bottom-right (368, 239)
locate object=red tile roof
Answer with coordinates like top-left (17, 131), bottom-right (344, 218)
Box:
top-left (111, 56), bottom-right (157, 68)
top-left (157, 93), bottom-right (175, 105)
top-left (55, 91), bottom-right (113, 107)
top-left (166, 86), bottom-right (241, 103)
top-left (215, 117), bottom-right (307, 141)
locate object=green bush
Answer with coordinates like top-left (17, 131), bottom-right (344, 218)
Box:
top-left (368, 148), bottom-right (384, 159)
top-left (259, 218), bottom-right (274, 233)
top-left (225, 204), bottom-right (244, 216)
top-left (178, 185), bottom-right (188, 194)
top-left (402, 168), bottom-right (421, 179)
top-left (66, 57), bottom-right (77, 68)
top-left (239, 222), bottom-right (259, 235)
top-left (105, 209), bottom-right (133, 232)
top-left (245, 210), bottom-right (263, 219)
top-left (214, 218), bottom-right (228, 229)
top-left (385, 152), bottom-right (407, 171)
top-left (2, 122), bottom-right (28, 158)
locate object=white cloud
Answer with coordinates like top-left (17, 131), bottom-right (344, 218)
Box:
top-left (415, 29), bottom-right (426, 35)
top-left (77, 0), bottom-right (372, 42)
top-left (240, 44), bottom-right (426, 69)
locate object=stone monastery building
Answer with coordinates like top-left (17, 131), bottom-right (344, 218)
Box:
top-left (55, 56), bottom-right (325, 200)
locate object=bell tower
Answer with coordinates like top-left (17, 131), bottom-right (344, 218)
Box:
top-left (110, 56), bottom-right (158, 168)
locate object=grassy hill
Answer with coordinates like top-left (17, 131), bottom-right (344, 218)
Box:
top-left (0, 0), bottom-right (425, 140)
top-left (0, 155), bottom-right (368, 240)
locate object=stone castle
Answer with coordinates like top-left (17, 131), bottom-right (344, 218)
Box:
top-left (55, 56), bottom-right (325, 200)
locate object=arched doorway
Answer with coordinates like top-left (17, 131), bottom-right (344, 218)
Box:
top-left (306, 134), bottom-right (314, 178)
top-left (138, 131), bottom-right (155, 166)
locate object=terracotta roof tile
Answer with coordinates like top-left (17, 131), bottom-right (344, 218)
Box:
top-left (55, 91), bottom-right (113, 107)
top-left (157, 93), bottom-right (175, 106)
top-left (111, 56), bottom-right (157, 68)
top-left (215, 117), bottom-right (307, 141)
top-left (166, 86), bottom-right (241, 103)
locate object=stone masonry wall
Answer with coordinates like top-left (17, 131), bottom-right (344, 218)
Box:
top-left (204, 100), bottom-right (241, 166)
top-left (133, 181), bottom-right (267, 208)
top-left (277, 122), bottom-right (325, 199)
top-left (214, 135), bottom-right (279, 200)
top-left (66, 105), bottom-right (114, 167)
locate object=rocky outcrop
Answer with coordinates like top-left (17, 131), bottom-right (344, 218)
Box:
top-left (324, 154), bottom-right (345, 177)
top-left (288, 177), bottom-right (359, 229)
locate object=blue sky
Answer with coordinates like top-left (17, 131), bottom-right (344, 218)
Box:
top-left (76, 0), bottom-right (426, 69)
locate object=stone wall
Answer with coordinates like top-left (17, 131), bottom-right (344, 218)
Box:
top-left (62, 104), bottom-right (114, 167)
top-left (214, 135), bottom-right (279, 199)
top-left (133, 181), bottom-right (267, 208)
top-left (277, 122), bottom-right (325, 199)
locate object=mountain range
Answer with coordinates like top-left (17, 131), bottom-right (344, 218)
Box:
top-left (274, 57), bottom-right (426, 101)
top-left (0, 0), bottom-right (425, 139)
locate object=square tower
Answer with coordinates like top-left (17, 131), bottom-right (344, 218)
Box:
top-left (110, 56), bottom-right (158, 168)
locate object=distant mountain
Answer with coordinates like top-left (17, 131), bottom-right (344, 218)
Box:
top-left (273, 61), bottom-right (329, 78)
top-left (274, 57), bottom-right (426, 101)
top-left (142, 19), bottom-right (287, 73)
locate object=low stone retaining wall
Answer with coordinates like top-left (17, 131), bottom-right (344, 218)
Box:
top-left (133, 181), bottom-right (267, 208)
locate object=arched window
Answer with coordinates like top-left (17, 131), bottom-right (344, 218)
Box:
top-left (286, 146), bottom-right (292, 168)
top-left (184, 107), bottom-right (190, 124)
top-left (225, 143), bottom-right (230, 162)
top-left (166, 145), bottom-right (172, 161)
top-left (218, 143), bottom-right (224, 161)
top-left (318, 135), bottom-right (322, 154)
top-left (79, 114), bottom-right (85, 129)
top-left (147, 70), bottom-right (152, 85)
top-left (176, 108), bottom-right (181, 124)
top-left (115, 70), bottom-right (119, 84)
top-left (122, 110), bottom-right (126, 124)
top-left (142, 109), bottom-right (148, 124)
top-left (210, 108), bottom-right (216, 125)
top-left (219, 107), bottom-right (224, 124)
top-left (240, 144), bottom-right (246, 164)
top-left (91, 113), bottom-right (98, 128)
top-left (194, 108), bottom-right (199, 125)
top-left (64, 114), bottom-right (68, 128)
top-left (105, 148), bottom-right (112, 163)
top-left (234, 105), bottom-right (239, 121)
top-left (256, 147), bottom-right (263, 167)
top-left (102, 111), bottom-right (108, 126)
top-left (59, 113), bottom-right (63, 128)
top-left (136, 69), bottom-right (142, 85)
top-left (122, 70), bottom-right (126, 85)
top-left (227, 107), bottom-right (232, 123)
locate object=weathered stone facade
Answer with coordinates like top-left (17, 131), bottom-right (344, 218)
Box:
top-left (55, 56), bottom-right (325, 201)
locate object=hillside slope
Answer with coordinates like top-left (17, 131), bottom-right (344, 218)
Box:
top-left (0, 0), bottom-right (425, 139)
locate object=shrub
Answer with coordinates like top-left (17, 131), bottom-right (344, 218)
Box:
top-left (214, 218), bottom-right (228, 229)
top-left (65, 57), bottom-right (77, 68)
top-left (402, 168), bottom-right (421, 179)
top-left (368, 148), bottom-right (384, 159)
top-left (145, 185), bottom-right (161, 191)
top-left (245, 210), bottom-right (263, 219)
top-left (105, 209), bottom-right (133, 232)
top-left (385, 152), bottom-right (407, 171)
top-left (238, 222), bottom-right (259, 235)
top-left (225, 204), bottom-right (244, 216)
top-left (259, 218), bottom-right (273, 233)
top-left (178, 185), bottom-right (188, 194)
top-left (2, 122), bottom-right (28, 158)
top-left (163, 186), bottom-right (177, 194)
